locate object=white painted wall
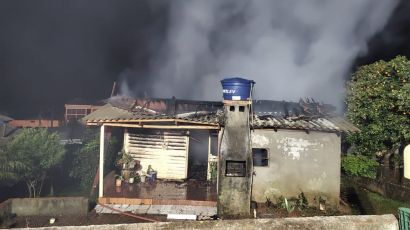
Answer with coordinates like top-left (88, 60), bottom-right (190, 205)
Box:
top-left (251, 129), bottom-right (341, 207)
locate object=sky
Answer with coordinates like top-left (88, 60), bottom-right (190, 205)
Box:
top-left (0, 0), bottom-right (409, 119)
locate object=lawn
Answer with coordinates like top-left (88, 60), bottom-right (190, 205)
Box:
top-left (357, 188), bottom-right (410, 215)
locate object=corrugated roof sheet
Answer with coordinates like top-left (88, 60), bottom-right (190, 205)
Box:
top-left (252, 115), bottom-right (359, 133)
top-left (0, 114), bottom-right (13, 123)
top-left (82, 103), bottom-right (222, 125)
top-left (83, 97), bottom-right (359, 133)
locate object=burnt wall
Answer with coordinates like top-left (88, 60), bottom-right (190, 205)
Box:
top-left (251, 129), bottom-right (341, 208)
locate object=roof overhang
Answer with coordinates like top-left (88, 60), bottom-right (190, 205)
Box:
top-left (85, 118), bottom-right (220, 130)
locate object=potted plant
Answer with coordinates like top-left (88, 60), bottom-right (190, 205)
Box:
top-left (115, 175), bottom-right (123, 187)
top-left (116, 151), bottom-right (135, 181)
top-left (140, 172), bottom-right (146, 183)
top-left (129, 171), bottom-right (137, 184)
top-left (116, 150), bottom-right (135, 169)
top-left (146, 165), bottom-right (157, 182)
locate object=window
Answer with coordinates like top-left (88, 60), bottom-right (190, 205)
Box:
top-left (252, 148), bottom-right (269, 166)
top-left (225, 160), bottom-right (246, 177)
top-left (239, 106), bottom-right (245, 112)
top-left (229, 106), bottom-right (235, 112)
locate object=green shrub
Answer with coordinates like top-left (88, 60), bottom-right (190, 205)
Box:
top-left (342, 154), bottom-right (378, 178)
top-left (69, 130), bottom-right (118, 190)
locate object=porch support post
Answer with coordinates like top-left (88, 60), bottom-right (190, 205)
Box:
top-left (207, 130), bottom-right (212, 180)
top-left (216, 128), bottom-right (224, 194)
top-left (99, 124), bottom-right (105, 198)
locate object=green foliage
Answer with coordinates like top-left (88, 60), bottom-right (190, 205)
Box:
top-left (276, 196), bottom-right (293, 213)
top-left (0, 212), bottom-right (16, 228)
top-left (0, 146), bottom-right (27, 185)
top-left (276, 192), bottom-right (309, 213)
top-left (69, 129), bottom-right (118, 190)
top-left (359, 189), bottom-right (410, 215)
top-left (69, 130), bottom-right (99, 190)
top-left (283, 198), bottom-right (295, 213)
top-left (0, 128), bottom-right (65, 197)
top-left (296, 192), bottom-right (309, 210)
top-left (209, 161), bottom-right (217, 181)
top-left (346, 56), bottom-right (410, 158)
top-left (342, 154), bottom-right (378, 178)
top-left (116, 150), bottom-right (134, 167)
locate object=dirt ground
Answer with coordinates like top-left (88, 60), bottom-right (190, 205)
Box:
top-left (11, 210), bottom-right (167, 228)
top-left (255, 202), bottom-right (347, 219)
top-left (8, 203), bottom-right (348, 228)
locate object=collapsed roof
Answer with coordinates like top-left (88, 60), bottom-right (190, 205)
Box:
top-left (83, 96), bottom-right (359, 133)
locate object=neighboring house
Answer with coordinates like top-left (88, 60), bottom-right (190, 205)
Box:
top-left (0, 115), bottom-right (79, 146)
top-left (65, 98), bottom-right (104, 122)
top-left (9, 119), bottom-right (60, 128)
top-left (83, 96), bottom-right (358, 216)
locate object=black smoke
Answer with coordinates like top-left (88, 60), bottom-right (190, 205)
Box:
top-left (0, 0), bottom-right (409, 118)
top-left (355, 0), bottom-right (410, 66)
top-left (0, 0), bottom-right (167, 118)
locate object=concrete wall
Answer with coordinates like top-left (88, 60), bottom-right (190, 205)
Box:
top-left (10, 197), bottom-right (88, 216)
top-left (251, 129), bottom-right (341, 207)
top-left (13, 215), bottom-right (398, 230)
top-left (349, 176), bottom-right (410, 203)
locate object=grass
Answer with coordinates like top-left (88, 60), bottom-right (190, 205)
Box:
top-left (357, 188), bottom-right (410, 215)
top-left (341, 176), bottom-right (410, 216)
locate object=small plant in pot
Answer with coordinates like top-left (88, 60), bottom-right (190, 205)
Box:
top-left (140, 172), bottom-right (147, 183)
top-left (115, 175), bottom-right (123, 187)
top-left (129, 171), bottom-right (137, 184)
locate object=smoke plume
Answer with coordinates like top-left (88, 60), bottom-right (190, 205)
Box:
top-left (0, 1), bottom-right (406, 118)
top-left (126, 0), bottom-right (399, 106)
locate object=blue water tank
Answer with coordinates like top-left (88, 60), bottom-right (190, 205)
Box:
top-left (221, 77), bottom-right (255, 100)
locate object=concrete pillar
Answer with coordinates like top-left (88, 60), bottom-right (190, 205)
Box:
top-left (217, 101), bottom-right (253, 217)
top-left (207, 131), bottom-right (212, 180)
top-left (99, 125), bottom-right (105, 198)
top-left (404, 145), bottom-right (410, 179)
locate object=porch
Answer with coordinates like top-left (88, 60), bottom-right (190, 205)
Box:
top-left (99, 171), bottom-right (217, 206)
top-left (96, 171), bottom-right (217, 216)
top-left (81, 99), bottom-right (222, 215)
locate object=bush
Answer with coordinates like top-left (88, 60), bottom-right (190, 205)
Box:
top-left (346, 56), bottom-right (410, 157)
top-left (69, 130), bottom-right (118, 190)
top-left (0, 213), bottom-right (16, 228)
top-left (342, 154), bottom-right (378, 179)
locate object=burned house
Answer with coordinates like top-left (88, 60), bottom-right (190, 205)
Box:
top-left (83, 78), bottom-right (358, 217)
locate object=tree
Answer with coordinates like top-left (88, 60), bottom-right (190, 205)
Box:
top-left (0, 128), bottom-right (65, 197)
top-left (0, 146), bottom-right (26, 185)
top-left (346, 56), bottom-right (410, 171)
